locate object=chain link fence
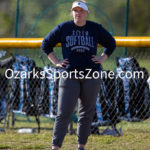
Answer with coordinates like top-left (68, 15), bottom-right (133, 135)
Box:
top-left (0, 48), bottom-right (150, 135)
top-left (0, 0), bottom-right (150, 146)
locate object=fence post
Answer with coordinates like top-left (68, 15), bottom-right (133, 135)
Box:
top-left (123, 0), bottom-right (130, 57)
top-left (15, 0), bottom-right (20, 37)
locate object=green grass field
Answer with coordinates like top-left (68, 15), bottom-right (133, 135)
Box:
top-left (1, 115), bottom-right (150, 150)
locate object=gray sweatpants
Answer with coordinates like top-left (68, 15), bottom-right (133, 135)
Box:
top-left (52, 77), bottom-right (101, 147)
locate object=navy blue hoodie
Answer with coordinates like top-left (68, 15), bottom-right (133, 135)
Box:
top-left (41, 20), bottom-right (116, 72)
